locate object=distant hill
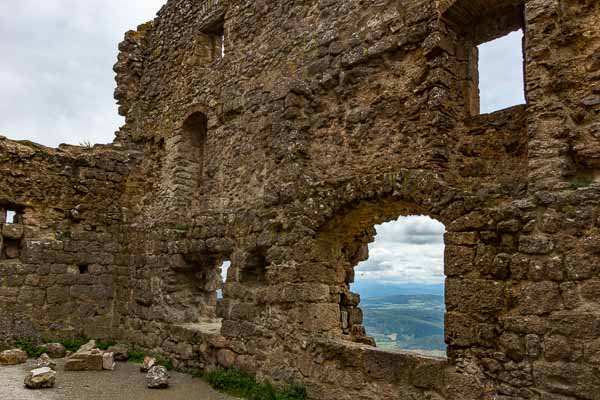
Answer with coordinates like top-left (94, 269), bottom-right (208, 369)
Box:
top-left (351, 281), bottom-right (444, 299)
top-left (359, 292), bottom-right (446, 354)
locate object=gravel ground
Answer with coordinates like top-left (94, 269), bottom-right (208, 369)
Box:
top-left (0, 359), bottom-right (238, 400)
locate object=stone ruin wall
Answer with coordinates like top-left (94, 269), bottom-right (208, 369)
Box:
top-left (1, 0), bottom-right (600, 398)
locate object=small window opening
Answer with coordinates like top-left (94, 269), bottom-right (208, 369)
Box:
top-left (351, 215), bottom-right (446, 357)
top-left (182, 112), bottom-right (208, 188)
top-left (217, 260), bottom-right (230, 298)
top-left (6, 210), bottom-right (17, 224)
top-left (204, 18), bottom-right (225, 61)
top-left (78, 264), bottom-right (89, 274)
top-left (478, 29), bottom-right (525, 114)
top-left (240, 251), bottom-right (267, 285)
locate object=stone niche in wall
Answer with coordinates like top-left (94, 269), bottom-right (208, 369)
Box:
top-left (0, 207), bottom-right (24, 260)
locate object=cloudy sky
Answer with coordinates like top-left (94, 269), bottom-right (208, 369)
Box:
top-left (355, 216), bottom-right (446, 285)
top-left (0, 0), bottom-right (167, 147)
top-left (0, 4), bottom-right (523, 286)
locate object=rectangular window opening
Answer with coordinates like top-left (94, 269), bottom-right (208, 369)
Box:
top-left (477, 29), bottom-right (525, 114)
top-left (6, 210), bottom-right (17, 224)
top-left (204, 19), bottom-right (225, 62)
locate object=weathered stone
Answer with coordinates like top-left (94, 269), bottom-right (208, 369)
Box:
top-left (44, 343), bottom-right (67, 359)
top-left (146, 365), bottom-right (169, 389)
top-left (0, 349), bottom-right (27, 365)
top-left (217, 349), bottom-right (236, 368)
top-left (35, 353), bottom-right (57, 370)
top-left (107, 344), bottom-right (129, 361)
top-left (24, 367), bottom-right (56, 389)
top-left (140, 356), bottom-right (156, 373)
top-left (103, 352), bottom-right (115, 370)
top-left (2, 224), bottom-right (24, 239)
top-left (64, 350), bottom-right (104, 371)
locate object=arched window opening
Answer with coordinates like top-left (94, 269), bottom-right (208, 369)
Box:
top-left (181, 112), bottom-right (208, 189)
top-left (351, 215), bottom-right (447, 357)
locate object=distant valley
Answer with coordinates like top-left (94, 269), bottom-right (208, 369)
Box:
top-left (352, 283), bottom-right (446, 357)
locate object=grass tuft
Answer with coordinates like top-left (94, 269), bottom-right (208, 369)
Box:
top-left (204, 369), bottom-right (306, 400)
top-left (15, 339), bottom-right (47, 358)
top-left (96, 339), bottom-right (116, 351)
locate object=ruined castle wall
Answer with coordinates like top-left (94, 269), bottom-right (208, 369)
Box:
top-left (2, 0), bottom-right (600, 399)
top-left (0, 137), bottom-right (146, 344)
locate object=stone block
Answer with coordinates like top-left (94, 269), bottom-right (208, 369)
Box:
top-left (516, 281), bottom-right (562, 315)
top-left (217, 349), bottom-right (236, 368)
top-left (444, 245), bottom-right (475, 276)
top-left (519, 234), bottom-right (554, 254)
top-left (2, 224), bottom-right (23, 239)
top-left (446, 278), bottom-right (506, 314)
top-left (64, 350), bottom-right (104, 371)
top-left (0, 348), bottom-right (27, 365)
top-left (103, 352), bottom-right (115, 370)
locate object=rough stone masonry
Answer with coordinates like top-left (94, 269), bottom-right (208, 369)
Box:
top-left (1, 0), bottom-right (600, 399)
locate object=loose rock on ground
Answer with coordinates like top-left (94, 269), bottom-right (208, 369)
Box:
top-left (146, 365), bottom-right (169, 389)
top-left (0, 349), bottom-right (28, 365)
top-left (24, 367), bottom-right (56, 389)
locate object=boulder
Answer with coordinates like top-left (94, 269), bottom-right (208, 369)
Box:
top-left (35, 354), bottom-right (57, 370)
top-left (64, 349), bottom-right (104, 371)
top-left (0, 349), bottom-right (28, 365)
top-left (24, 367), bottom-right (56, 389)
top-left (44, 343), bottom-right (66, 359)
top-left (146, 365), bottom-right (169, 389)
top-left (140, 356), bottom-right (156, 373)
top-left (103, 352), bottom-right (115, 371)
top-left (107, 344), bottom-right (129, 361)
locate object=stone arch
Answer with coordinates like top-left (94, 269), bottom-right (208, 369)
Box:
top-left (307, 171), bottom-right (508, 365)
top-left (164, 106), bottom-right (213, 209)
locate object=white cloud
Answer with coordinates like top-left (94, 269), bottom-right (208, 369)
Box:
top-left (355, 216), bottom-right (446, 284)
top-left (0, 0), bottom-right (166, 148)
top-left (479, 29), bottom-right (525, 114)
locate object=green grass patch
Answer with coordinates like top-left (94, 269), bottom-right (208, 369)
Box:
top-left (59, 337), bottom-right (90, 353)
top-left (15, 340), bottom-right (47, 358)
top-left (95, 339), bottom-right (116, 351)
top-left (127, 350), bottom-right (146, 364)
top-left (204, 369), bottom-right (306, 400)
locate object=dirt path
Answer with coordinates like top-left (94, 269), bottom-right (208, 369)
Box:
top-left (0, 359), bottom-right (238, 400)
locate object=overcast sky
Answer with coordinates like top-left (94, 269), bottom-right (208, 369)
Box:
top-left (0, 0), bottom-right (166, 147)
top-left (355, 216), bottom-right (446, 285)
top-left (0, 4), bottom-right (523, 286)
